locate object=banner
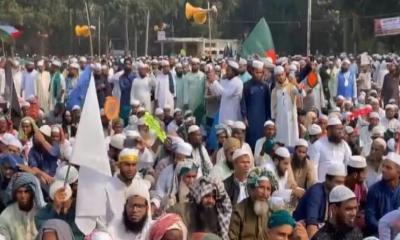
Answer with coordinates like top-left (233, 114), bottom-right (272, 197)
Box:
top-left (374, 16), bottom-right (400, 37)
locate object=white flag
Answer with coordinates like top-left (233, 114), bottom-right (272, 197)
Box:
top-left (71, 75), bottom-right (112, 235)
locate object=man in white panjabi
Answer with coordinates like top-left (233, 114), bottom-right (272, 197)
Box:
top-left (107, 180), bottom-right (153, 240)
top-left (105, 148), bottom-right (148, 225)
top-left (36, 60), bottom-right (51, 112)
top-left (271, 65), bottom-right (304, 147)
top-left (155, 60), bottom-right (175, 110)
top-left (187, 125), bottom-right (213, 176)
top-left (208, 60), bottom-right (243, 123)
top-left (12, 60), bottom-right (23, 98)
top-left (130, 63), bottom-right (155, 112)
top-left (308, 117), bottom-right (352, 182)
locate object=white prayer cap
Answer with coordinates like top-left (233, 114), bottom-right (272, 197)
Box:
top-left (174, 141), bottom-right (193, 156)
top-left (51, 126), bottom-right (61, 133)
top-left (327, 117), bottom-right (342, 126)
top-left (21, 101), bottom-right (30, 108)
top-left (374, 137), bottom-right (387, 150)
top-left (347, 156), bottom-right (367, 169)
top-left (276, 57), bottom-right (288, 66)
top-left (164, 104), bottom-right (171, 110)
top-left (89, 231), bottom-right (113, 240)
top-left (228, 60), bottom-right (239, 70)
top-left (27, 95), bottom-right (36, 103)
top-left (101, 65), bottom-right (108, 70)
top-left (126, 180), bottom-right (150, 202)
top-left (69, 57), bottom-right (78, 64)
top-left (329, 185), bottom-right (356, 203)
top-left (363, 237), bottom-right (379, 240)
top-left (161, 60), bottom-right (170, 66)
top-left (368, 111), bottom-right (380, 119)
top-left (370, 97), bottom-right (379, 104)
top-left (37, 60), bottom-right (44, 67)
top-left (72, 105), bottom-right (81, 111)
top-left (326, 163), bottom-right (346, 177)
top-left (49, 180), bottom-right (72, 201)
top-left (79, 56), bottom-right (87, 62)
top-left (289, 64), bottom-right (297, 72)
top-left (264, 120), bottom-right (275, 127)
top-left (69, 63), bottom-right (79, 69)
top-left (175, 63), bottom-right (183, 68)
top-left (0, 133), bottom-right (15, 146)
top-left (295, 138), bottom-right (308, 148)
top-left (385, 104), bottom-right (395, 110)
top-left (137, 117), bottom-right (146, 126)
top-left (52, 60), bottom-right (61, 67)
top-left (8, 138), bottom-right (22, 151)
top-left (191, 57), bottom-right (200, 64)
top-left (150, 197), bottom-right (161, 209)
top-left (131, 99), bottom-right (141, 106)
top-left (345, 126), bottom-right (354, 134)
top-left (275, 147), bottom-right (291, 158)
top-left (252, 60), bottom-right (264, 70)
top-left (55, 165), bottom-right (79, 184)
top-left (274, 66), bottom-right (285, 75)
top-left (385, 152), bottom-right (400, 166)
top-left (125, 130), bottom-right (141, 139)
top-left (109, 133), bottom-right (126, 150)
top-left (371, 126), bottom-right (385, 138)
top-left (138, 106), bottom-right (146, 113)
top-left (39, 125), bottom-right (52, 137)
top-left (155, 108), bottom-right (164, 115)
top-left (174, 108), bottom-right (182, 114)
top-left (308, 124), bottom-right (322, 135)
top-left (92, 63), bottom-right (101, 71)
top-left (188, 125), bottom-right (200, 134)
top-left (336, 95), bottom-right (345, 101)
top-left (137, 62), bottom-right (146, 69)
top-left (151, 59), bottom-right (158, 64)
top-left (342, 58), bottom-right (351, 65)
top-left (233, 121), bottom-right (246, 130)
top-left (269, 196), bottom-right (285, 212)
top-left (232, 148), bottom-right (250, 161)
top-left (239, 58), bottom-right (247, 65)
top-left (224, 120), bottom-right (234, 127)
top-left (119, 148), bottom-right (139, 163)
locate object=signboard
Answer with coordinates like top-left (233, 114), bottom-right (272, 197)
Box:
top-left (157, 31), bottom-right (166, 41)
top-left (374, 16), bottom-right (400, 37)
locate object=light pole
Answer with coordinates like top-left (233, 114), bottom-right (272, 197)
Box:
top-left (307, 0), bottom-right (312, 56)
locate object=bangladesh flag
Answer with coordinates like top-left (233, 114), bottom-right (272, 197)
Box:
top-left (241, 18), bottom-right (276, 63)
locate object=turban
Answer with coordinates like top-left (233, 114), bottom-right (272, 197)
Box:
top-left (148, 213), bottom-right (188, 240)
top-left (36, 219), bottom-right (75, 240)
top-left (247, 167), bottom-right (278, 192)
top-left (188, 177), bottom-right (232, 240)
top-left (6, 172), bottom-right (46, 208)
top-left (118, 148), bottom-right (139, 163)
top-left (176, 160), bottom-right (199, 177)
top-left (0, 154), bottom-right (24, 169)
top-left (267, 210), bottom-right (296, 229)
top-left (223, 137), bottom-right (241, 152)
top-left (192, 232), bottom-right (222, 240)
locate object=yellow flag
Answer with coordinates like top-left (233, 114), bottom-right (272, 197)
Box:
top-left (143, 112), bottom-right (167, 142)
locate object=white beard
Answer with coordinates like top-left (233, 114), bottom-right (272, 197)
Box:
top-left (253, 200), bottom-right (269, 216)
top-left (178, 181), bottom-right (190, 203)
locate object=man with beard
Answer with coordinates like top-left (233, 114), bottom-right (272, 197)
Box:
top-left (49, 60), bottom-right (65, 110)
top-left (381, 60), bottom-right (400, 106)
top-left (238, 58), bottom-right (252, 83)
top-left (108, 181), bottom-right (153, 239)
top-left (210, 137), bottom-right (241, 181)
top-left (231, 121), bottom-right (254, 164)
top-left (21, 61), bottom-right (38, 100)
top-left (188, 125), bottom-right (213, 176)
top-left (336, 59), bottom-right (357, 102)
top-left (228, 167), bottom-right (278, 240)
top-left (359, 112), bottom-right (381, 150)
top-left (155, 60), bottom-right (175, 110)
top-left (366, 138), bottom-right (386, 188)
top-left (293, 163), bottom-right (346, 238)
top-left (36, 60), bottom-right (51, 112)
top-left (267, 209), bottom-right (308, 240)
top-left (381, 104), bottom-right (400, 132)
top-left (64, 63), bottom-right (79, 102)
top-left (210, 124), bottom-right (229, 165)
top-left (164, 160), bottom-right (198, 210)
top-left (308, 117), bottom-right (351, 182)
top-left (224, 149), bottom-right (251, 205)
top-left (291, 139), bottom-right (316, 189)
top-left (0, 172), bottom-right (45, 240)
top-left (93, 63), bottom-right (111, 108)
top-left (113, 58), bottom-right (135, 125)
top-left (168, 176), bottom-right (232, 239)
top-left (105, 148), bottom-right (147, 225)
top-left (311, 185), bottom-right (362, 240)
top-left (183, 58), bottom-right (206, 123)
top-left (167, 109), bottom-right (183, 134)
top-left (130, 63), bottom-right (156, 112)
top-left (365, 152), bottom-right (400, 236)
top-left (174, 63), bottom-right (185, 110)
top-left (254, 120), bottom-right (276, 166)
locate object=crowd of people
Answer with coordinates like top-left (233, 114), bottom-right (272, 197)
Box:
top-left (0, 51), bottom-right (399, 240)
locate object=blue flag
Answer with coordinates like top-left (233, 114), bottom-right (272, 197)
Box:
top-left (66, 66), bottom-right (92, 111)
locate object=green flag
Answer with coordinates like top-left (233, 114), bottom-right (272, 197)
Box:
top-left (241, 18), bottom-right (276, 63)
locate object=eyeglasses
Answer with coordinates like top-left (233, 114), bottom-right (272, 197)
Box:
top-left (129, 203), bottom-right (147, 210)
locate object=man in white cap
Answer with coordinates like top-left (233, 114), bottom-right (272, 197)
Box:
top-left (309, 117), bottom-right (351, 182)
top-left (241, 60), bottom-right (271, 150)
top-left (359, 111), bottom-right (382, 149)
top-left (130, 62), bottom-right (155, 112)
top-left (336, 58), bottom-right (357, 103)
top-left (65, 63), bottom-right (79, 100)
top-left (182, 57), bottom-right (206, 123)
top-left (312, 185), bottom-right (362, 240)
top-left (155, 59), bottom-right (175, 110)
top-left (36, 60), bottom-right (51, 112)
top-left (381, 104), bottom-right (400, 132)
top-left (21, 61), bottom-right (37, 100)
top-left (166, 108), bottom-right (183, 134)
top-left (292, 139), bottom-right (316, 189)
top-left (238, 58), bottom-right (251, 83)
top-left (174, 63), bottom-right (185, 109)
top-left (365, 152), bottom-right (400, 236)
top-left (254, 120), bottom-right (276, 166)
top-left (231, 121), bottom-right (254, 163)
top-left (381, 59), bottom-right (400, 106)
top-left (156, 141), bottom-right (193, 199)
top-left (210, 137), bottom-right (241, 181)
top-left (187, 125), bottom-right (213, 176)
top-left (94, 62), bottom-right (112, 108)
top-left (293, 163), bottom-right (346, 238)
top-left (223, 148), bottom-right (251, 205)
top-left (271, 65), bottom-right (303, 147)
top-left (208, 59), bottom-right (243, 123)
top-left (49, 60), bottom-right (66, 110)
top-left (366, 138), bottom-right (386, 188)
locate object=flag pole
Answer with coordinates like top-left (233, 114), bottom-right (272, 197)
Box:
top-left (208, 1), bottom-right (212, 55)
top-left (84, 0), bottom-right (94, 57)
top-left (306, 0), bottom-right (312, 56)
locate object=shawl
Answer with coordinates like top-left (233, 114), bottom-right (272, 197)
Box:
top-left (18, 116), bottom-right (38, 142)
top-left (148, 213), bottom-right (188, 240)
top-left (36, 219), bottom-right (75, 240)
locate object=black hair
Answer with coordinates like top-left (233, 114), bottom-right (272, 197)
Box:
top-left (347, 166), bottom-right (365, 175)
top-left (325, 174), bottom-right (335, 181)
